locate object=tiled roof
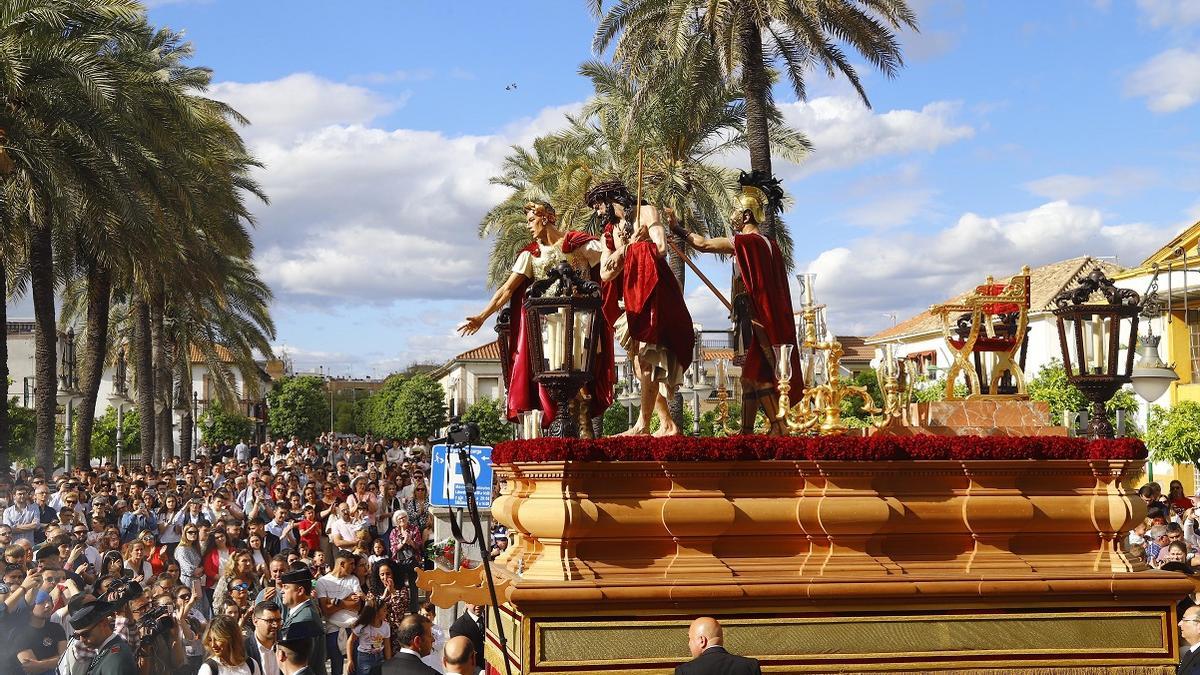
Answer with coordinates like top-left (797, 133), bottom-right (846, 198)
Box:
top-left (837, 336), bottom-right (874, 362)
top-left (454, 341), bottom-right (501, 361)
top-left (865, 256), bottom-right (1123, 344)
top-left (189, 345), bottom-right (236, 363)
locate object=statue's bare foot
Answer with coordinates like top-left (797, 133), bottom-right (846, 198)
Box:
top-left (616, 425), bottom-right (649, 437)
top-left (652, 424), bottom-right (681, 438)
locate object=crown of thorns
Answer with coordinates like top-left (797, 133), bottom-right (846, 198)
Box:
top-left (584, 180), bottom-right (634, 208)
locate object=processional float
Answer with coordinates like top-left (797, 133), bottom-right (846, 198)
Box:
top-left (432, 172), bottom-right (1189, 674)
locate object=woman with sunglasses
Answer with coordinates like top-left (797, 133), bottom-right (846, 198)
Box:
top-left (211, 549), bottom-right (258, 615)
top-left (175, 524), bottom-right (204, 600)
top-left (139, 528), bottom-right (170, 576)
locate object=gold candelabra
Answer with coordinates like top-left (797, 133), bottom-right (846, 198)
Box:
top-left (713, 358), bottom-right (738, 436)
top-left (777, 285), bottom-right (879, 435)
top-left (874, 342), bottom-right (914, 429)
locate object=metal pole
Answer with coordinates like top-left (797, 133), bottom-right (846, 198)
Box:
top-left (456, 442), bottom-right (514, 675)
top-left (63, 398), bottom-right (72, 474)
top-left (115, 404), bottom-right (123, 469)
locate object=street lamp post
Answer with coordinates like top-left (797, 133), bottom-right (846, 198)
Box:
top-left (57, 328), bottom-right (79, 474)
top-left (192, 391), bottom-right (199, 457)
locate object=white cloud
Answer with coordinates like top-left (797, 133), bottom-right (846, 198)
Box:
top-left (1023, 167), bottom-right (1159, 201)
top-left (777, 97), bottom-right (974, 175)
top-left (1136, 0), bottom-right (1200, 27)
top-left (1125, 48), bottom-right (1200, 113)
top-left (803, 201), bottom-right (1172, 338)
top-left (204, 74), bottom-right (581, 308)
top-left (210, 73), bottom-right (400, 142)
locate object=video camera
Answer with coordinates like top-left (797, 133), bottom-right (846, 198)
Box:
top-left (434, 417), bottom-right (480, 447)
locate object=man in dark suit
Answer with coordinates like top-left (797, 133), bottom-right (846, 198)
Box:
top-left (245, 600), bottom-right (282, 673)
top-left (675, 617), bottom-right (762, 675)
top-left (390, 614), bottom-right (439, 674)
top-left (449, 603), bottom-right (487, 673)
top-left (1180, 605), bottom-right (1200, 675)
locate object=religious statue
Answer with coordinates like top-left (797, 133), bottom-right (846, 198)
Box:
top-left (670, 171), bottom-right (801, 434)
top-left (459, 201), bottom-right (615, 436)
top-left (114, 346), bottom-right (128, 397)
top-left (586, 180), bottom-right (694, 437)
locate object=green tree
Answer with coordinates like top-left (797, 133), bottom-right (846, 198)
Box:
top-left (198, 403), bottom-right (253, 446)
top-left (604, 402), bottom-right (634, 436)
top-left (1146, 402), bottom-right (1200, 468)
top-left (6, 398), bottom-right (35, 463)
top-left (590, 0), bottom-right (917, 239)
top-left (461, 398), bottom-right (512, 446)
top-left (1026, 359), bottom-right (1140, 435)
top-left (89, 407), bottom-right (140, 461)
top-left (841, 370), bottom-right (884, 422)
top-left (266, 376), bottom-right (330, 441)
top-left (394, 375), bottom-right (447, 441)
top-left (358, 376), bottom-right (407, 437)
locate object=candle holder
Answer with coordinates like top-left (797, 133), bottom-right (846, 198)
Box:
top-left (712, 358), bottom-right (738, 436)
top-left (777, 295), bottom-right (878, 436)
top-left (874, 343), bottom-right (914, 428)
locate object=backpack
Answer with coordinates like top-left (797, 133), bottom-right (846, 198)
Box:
top-left (203, 656), bottom-right (262, 675)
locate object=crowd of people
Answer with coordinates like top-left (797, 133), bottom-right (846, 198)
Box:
top-left (0, 433), bottom-right (493, 675)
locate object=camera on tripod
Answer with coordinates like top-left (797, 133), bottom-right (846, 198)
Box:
top-left (439, 417), bottom-right (480, 447)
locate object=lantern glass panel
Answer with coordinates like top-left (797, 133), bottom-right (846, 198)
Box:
top-left (1083, 313), bottom-right (1112, 376)
top-left (571, 307), bottom-right (595, 371)
top-left (537, 306), bottom-right (569, 372)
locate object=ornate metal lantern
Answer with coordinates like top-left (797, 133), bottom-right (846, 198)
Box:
top-left (524, 261), bottom-right (602, 438)
top-left (494, 307), bottom-right (514, 391)
top-left (1052, 269), bottom-right (1140, 438)
top-left (58, 327), bottom-right (78, 393)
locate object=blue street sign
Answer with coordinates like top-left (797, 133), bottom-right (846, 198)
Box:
top-left (429, 444), bottom-right (493, 509)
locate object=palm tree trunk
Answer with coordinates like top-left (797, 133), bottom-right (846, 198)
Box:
top-left (0, 257), bottom-right (8, 478)
top-left (175, 349), bottom-right (192, 462)
top-left (132, 297), bottom-right (155, 463)
top-left (74, 265), bottom-right (111, 469)
top-left (30, 221), bottom-right (57, 472)
top-left (738, 8), bottom-right (776, 239)
top-left (151, 295), bottom-right (171, 465)
top-left (668, 232), bottom-right (687, 431)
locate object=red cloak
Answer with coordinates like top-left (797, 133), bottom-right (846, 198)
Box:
top-left (733, 233), bottom-right (802, 392)
top-left (504, 231), bottom-right (616, 424)
top-left (622, 241), bottom-right (695, 373)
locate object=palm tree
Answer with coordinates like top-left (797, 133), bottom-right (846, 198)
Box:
top-left (591, 0), bottom-right (917, 238)
top-left (0, 1), bottom-right (147, 471)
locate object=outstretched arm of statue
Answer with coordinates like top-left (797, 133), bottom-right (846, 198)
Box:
top-left (459, 271), bottom-right (525, 336)
top-left (666, 213), bottom-right (734, 254)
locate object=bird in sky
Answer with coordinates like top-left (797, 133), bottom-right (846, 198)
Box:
top-left (505, 83), bottom-right (518, 91)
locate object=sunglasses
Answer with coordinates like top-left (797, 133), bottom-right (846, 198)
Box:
top-left (232, 583), bottom-right (250, 591)
top-left (177, 593), bottom-right (191, 600)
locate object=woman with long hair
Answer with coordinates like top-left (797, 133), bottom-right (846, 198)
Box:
top-left (1169, 480), bottom-right (1194, 514)
top-left (197, 615), bottom-right (262, 675)
top-left (201, 529), bottom-right (234, 606)
top-left (247, 533), bottom-right (268, 577)
top-left (175, 524), bottom-right (204, 594)
top-left (141, 529), bottom-right (169, 576)
top-left (346, 477), bottom-right (379, 535)
top-left (211, 549), bottom-right (258, 613)
top-left (158, 492), bottom-right (185, 556)
top-left (123, 540), bottom-right (153, 582)
top-left (367, 558), bottom-right (409, 655)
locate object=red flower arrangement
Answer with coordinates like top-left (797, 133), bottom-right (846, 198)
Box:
top-left (492, 435), bottom-right (1146, 464)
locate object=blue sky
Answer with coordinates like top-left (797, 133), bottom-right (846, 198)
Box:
top-left (127, 0), bottom-right (1200, 376)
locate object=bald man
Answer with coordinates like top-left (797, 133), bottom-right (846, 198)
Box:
top-left (442, 635), bottom-right (477, 674)
top-left (1180, 605), bottom-right (1200, 674)
top-left (674, 617), bottom-right (761, 675)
